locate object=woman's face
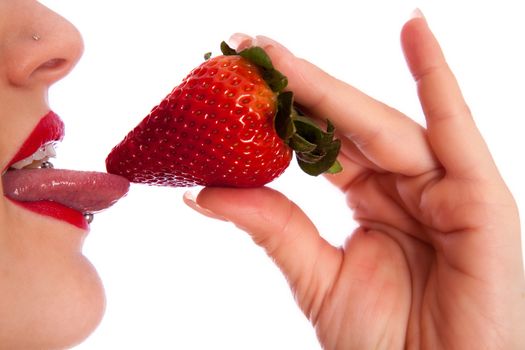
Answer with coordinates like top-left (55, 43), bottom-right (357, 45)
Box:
top-left (0, 1), bottom-right (126, 348)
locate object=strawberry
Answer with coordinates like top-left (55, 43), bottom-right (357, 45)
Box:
top-left (106, 42), bottom-right (341, 188)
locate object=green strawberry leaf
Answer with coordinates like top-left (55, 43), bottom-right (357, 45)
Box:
top-left (326, 160), bottom-right (343, 174)
top-left (293, 116), bottom-right (325, 144)
top-left (238, 46), bottom-right (274, 70)
top-left (290, 112), bottom-right (342, 176)
top-left (220, 41), bottom-right (237, 56)
top-left (275, 92), bottom-right (295, 141)
top-left (262, 69), bottom-right (288, 93)
top-left (289, 134), bottom-right (317, 153)
top-left (296, 138), bottom-right (341, 176)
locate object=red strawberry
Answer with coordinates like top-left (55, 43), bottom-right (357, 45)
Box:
top-left (106, 42), bottom-right (341, 188)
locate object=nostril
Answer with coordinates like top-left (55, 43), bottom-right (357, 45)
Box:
top-left (39, 58), bottom-right (67, 69)
top-left (28, 58), bottom-right (71, 83)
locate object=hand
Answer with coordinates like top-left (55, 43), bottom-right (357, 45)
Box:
top-left (184, 13), bottom-right (525, 349)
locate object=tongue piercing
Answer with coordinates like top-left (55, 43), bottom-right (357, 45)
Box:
top-left (40, 161), bottom-right (54, 169)
top-left (83, 213), bottom-right (94, 224)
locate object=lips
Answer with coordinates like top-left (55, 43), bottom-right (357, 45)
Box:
top-left (2, 111), bottom-right (130, 230)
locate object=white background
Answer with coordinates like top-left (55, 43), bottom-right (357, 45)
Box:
top-left (38, 1), bottom-right (525, 349)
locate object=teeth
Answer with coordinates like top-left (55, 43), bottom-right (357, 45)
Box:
top-left (10, 143), bottom-right (57, 170)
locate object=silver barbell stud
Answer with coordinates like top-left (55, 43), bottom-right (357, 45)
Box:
top-left (83, 213), bottom-right (94, 224)
top-left (40, 161), bottom-right (54, 169)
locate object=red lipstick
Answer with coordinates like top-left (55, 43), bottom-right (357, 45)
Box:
top-left (6, 111), bottom-right (64, 170)
top-left (8, 199), bottom-right (89, 230)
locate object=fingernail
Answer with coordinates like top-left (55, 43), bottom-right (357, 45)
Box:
top-left (253, 35), bottom-right (293, 55)
top-left (410, 8), bottom-right (426, 20)
top-left (183, 191), bottom-right (228, 222)
top-left (228, 33), bottom-right (254, 51)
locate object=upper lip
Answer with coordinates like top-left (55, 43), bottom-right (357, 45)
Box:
top-left (4, 111), bottom-right (64, 172)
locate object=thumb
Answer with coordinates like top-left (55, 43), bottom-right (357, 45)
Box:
top-left (185, 187), bottom-right (342, 320)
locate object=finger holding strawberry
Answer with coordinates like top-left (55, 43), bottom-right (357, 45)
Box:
top-left (106, 41), bottom-right (342, 188)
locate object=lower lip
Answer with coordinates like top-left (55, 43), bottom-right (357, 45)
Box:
top-left (7, 198), bottom-right (89, 230)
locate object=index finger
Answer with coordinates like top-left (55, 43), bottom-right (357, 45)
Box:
top-left (230, 33), bottom-right (437, 177)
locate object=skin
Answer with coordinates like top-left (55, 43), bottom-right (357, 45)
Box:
top-left (187, 14), bottom-right (525, 349)
top-left (0, 1), bottom-right (105, 349)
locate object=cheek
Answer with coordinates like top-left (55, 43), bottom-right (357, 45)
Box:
top-left (0, 246), bottom-right (106, 349)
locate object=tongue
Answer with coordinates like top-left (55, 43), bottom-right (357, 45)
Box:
top-left (2, 168), bottom-right (130, 213)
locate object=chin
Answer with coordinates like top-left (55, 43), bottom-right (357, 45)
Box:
top-left (40, 257), bottom-right (107, 350)
top-left (0, 206), bottom-right (107, 349)
top-left (0, 253), bottom-right (106, 349)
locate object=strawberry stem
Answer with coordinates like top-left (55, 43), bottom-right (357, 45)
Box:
top-left (220, 41), bottom-right (342, 176)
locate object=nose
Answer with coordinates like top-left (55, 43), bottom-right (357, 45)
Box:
top-left (3, 3), bottom-right (84, 88)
